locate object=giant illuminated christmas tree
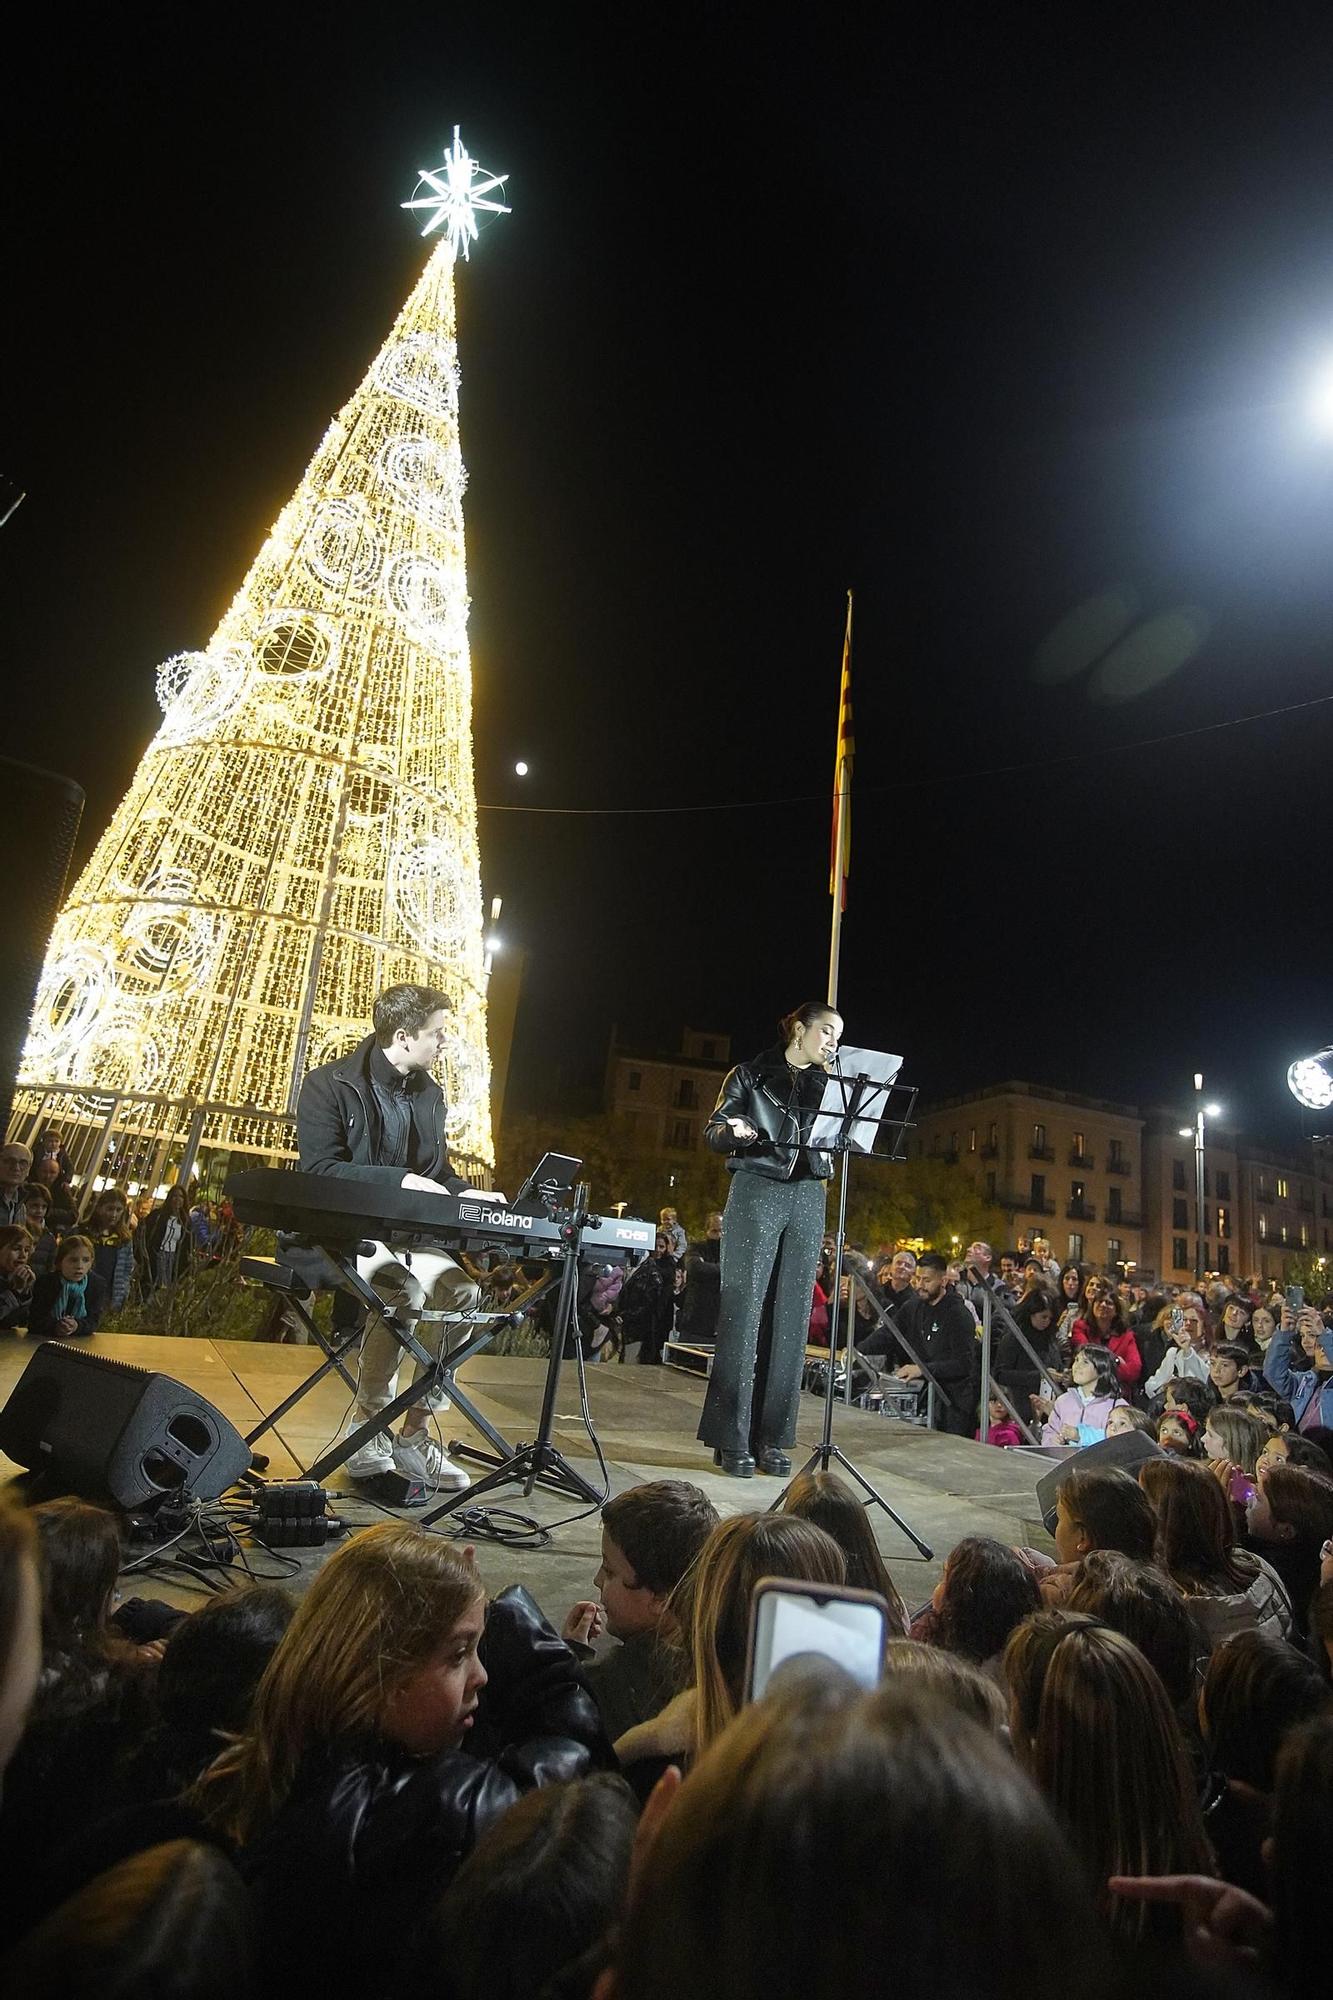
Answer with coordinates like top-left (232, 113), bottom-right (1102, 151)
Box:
top-left (12, 132), bottom-right (509, 1191)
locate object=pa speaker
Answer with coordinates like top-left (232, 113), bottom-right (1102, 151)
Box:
top-left (0, 1343), bottom-right (251, 1511)
top-left (1034, 1429), bottom-right (1163, 1534)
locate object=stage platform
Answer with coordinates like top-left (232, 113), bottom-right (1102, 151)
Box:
top-left (0, 1331), bottom-right (1058, 1627)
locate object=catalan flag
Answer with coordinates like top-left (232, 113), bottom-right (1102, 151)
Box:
top-left (829, 596), bottom-right (854, 913)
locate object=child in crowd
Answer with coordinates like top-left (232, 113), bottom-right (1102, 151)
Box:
top-left (21, 1185), bottom-right (57, 1276)
top-left (1156, 1408), bottom-right (1202, 1456)
top-left (195, 1522), bottom-right (607, 1996)
top-left (27, 1235), bottom-right (108, 1340)
top-left (1040, 1345), bottom-right (1124, 1446)
top-left (563, 1481), bottom-right (719, 1741)
top-left (84, 1190), bottom-right (135, 1311)
top-left (779, 1469), bottom-right (910, 1636)
top-left (1208, 1340), bottom-right (1260, 1407)
top-left (980, 1394), bottom-right (1025, 1449)
top-left (0, 1226), bottom-right (35, 1329)
top-left (1105, 1405), bottom-right (1153, 1441)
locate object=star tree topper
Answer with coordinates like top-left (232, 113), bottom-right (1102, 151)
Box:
top-left (402, 127), bottom-right (510, 257)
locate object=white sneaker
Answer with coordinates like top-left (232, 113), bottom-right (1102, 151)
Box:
top-left (341, 1424), bottom-right (395, 1478)
top-left (393, 1430), bottom-right (470, 1490)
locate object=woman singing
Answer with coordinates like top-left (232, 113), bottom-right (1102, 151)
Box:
top-left (698, 1001), bottom-right (842, 1478)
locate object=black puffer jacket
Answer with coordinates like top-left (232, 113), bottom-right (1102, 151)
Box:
top-left (705, 1045), bottom-right (833, 1181)
top-left (238, 1586), bottom-right (612, 1995)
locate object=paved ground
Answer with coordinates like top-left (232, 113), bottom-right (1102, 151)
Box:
top-left (0, 1331), bottom-right (1059, 1630)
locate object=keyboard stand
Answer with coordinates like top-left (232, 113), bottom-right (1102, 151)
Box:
top-left (301, 1255), bottom-right (563, 1488)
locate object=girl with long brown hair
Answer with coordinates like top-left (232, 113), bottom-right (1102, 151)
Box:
top-left (778, 1470), bottom-right (909, 1636)
top-left (1005, 1610), bottom-right (1213, 1943)
top-left (195, 1521), bottom-right (605, 1994)
top-left (1139, 1456), bottom-right (1292, 1652)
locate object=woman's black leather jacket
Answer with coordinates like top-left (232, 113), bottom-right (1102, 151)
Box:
top-left (704, 1045), bottom-right (833, 1182)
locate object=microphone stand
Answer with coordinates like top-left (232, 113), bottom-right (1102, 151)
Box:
top-left (771, 1057), bottom-right (933, 1560)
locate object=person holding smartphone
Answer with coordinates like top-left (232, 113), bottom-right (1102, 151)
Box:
top-left (1262, 1303), bottom-right (1333, 1434)
top-left (697, 1001), bottom-right (842, 1478)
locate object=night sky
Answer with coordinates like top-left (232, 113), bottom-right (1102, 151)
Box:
top-left (7, 10), bottom-right (1333, 1143)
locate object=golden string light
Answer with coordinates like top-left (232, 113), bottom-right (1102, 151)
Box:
top-left (14, 139), bottom-right (506, 1186)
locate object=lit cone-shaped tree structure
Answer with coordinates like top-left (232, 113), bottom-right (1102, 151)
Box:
top-left (12, 134), bottom-right (508, 1191)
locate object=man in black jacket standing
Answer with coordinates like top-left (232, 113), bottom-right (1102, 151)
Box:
top-left (893, 1252), bottom-right (978, 1437)
top-left (296, 983), bottom-right (484, 1490)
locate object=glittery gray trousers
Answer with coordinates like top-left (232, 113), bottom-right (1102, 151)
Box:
top-left (698, 1171), bottom-right (827, 1455)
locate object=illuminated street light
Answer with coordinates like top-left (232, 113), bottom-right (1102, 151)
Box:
top-left (1289, 1047), bottom-right (1333, 1111)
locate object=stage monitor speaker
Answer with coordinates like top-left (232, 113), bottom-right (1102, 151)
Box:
top-left (1033, 1430), bottom-right (1163, 1534)
top-left (0, 755), bottom-right (84, 1138)
top-left (0, 1343), bottom-right (252, 1511)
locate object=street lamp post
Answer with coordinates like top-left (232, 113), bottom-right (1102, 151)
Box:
top-left (1181, 1074), bottom-right (1223, 1284)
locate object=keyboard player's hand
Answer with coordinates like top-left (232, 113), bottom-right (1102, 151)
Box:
top-left (401, 1172), bottom-right (452, 1193)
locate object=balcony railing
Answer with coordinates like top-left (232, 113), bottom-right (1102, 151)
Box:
top-left (1108, 1211), bottom-right (1142, 1230)
top-left (1068, 1151), bottom-right (1095, 1169)
top-left (1028, 1146), bottom-right (1055, 1162)
top-left (1003, 1194), bottom-right (1056, 1215)
top-left (1066, 1202), bottom-right (1096, 1221)
top-left (979, 1144), bottom-right (998, 1160)
top-left (1105, 1158), bottom-right (1131, 1175)
top-left (1256, 1190), bottom-right (1274, 1205)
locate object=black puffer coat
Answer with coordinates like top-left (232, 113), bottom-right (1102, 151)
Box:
top-left (238, 1585), bottom-right (613, 1996)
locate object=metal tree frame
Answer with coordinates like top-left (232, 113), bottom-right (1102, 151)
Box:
top-left (11, 150), bottom-right (507, 1190)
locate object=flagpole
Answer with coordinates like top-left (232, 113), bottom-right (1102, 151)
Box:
top-left (827, 590), bottom-right (853, 1009)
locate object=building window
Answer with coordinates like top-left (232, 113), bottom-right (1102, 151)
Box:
top-left (1107, 1187), bottom-right (1122, 1223)
top-left (1172, 1237), bottom-right (1189, 1270)
top-left (1073, 1130), bottom-right (1086, 1158)
top-left (969, 1128), bottom-right (976, 1153)
top-left (987, 1122), bottom-right (998, 1148)
top-left (1258, 1177), bottom-right (1271, 1200)
top-left (1106, 1238), bottom-right (1122, 1268)
top-left (1030, 1173), bottom-right (1046, 1209)
top-left (949, 1130), bottom-right (958, 1155)
top-left (1258, 1214), bottom-right (1268, 1241)
top-left (1033, 1123), bottom-right (1046, 1150)
top-left (699, 1040), bottom-right (716, 1060)
top-left (985, 1170), bottom-right (997, 1201)
top-left (1217, 1243), bottom-right (1230, 1274)
top-left (1300, 1224), bottom-right (1309, 1248)
top-left (627, 1070), bottom-right (641, 1092)
top-left (1216, 1170), bottom-right (1230, 1200)
top-left (1172, 1197), bottom-right (1189, 1230)
top-left (674, 1079), bottom-right (697, 1109)
top-left (1172, 1160), bottom-right (1186, 1191)
top-left (669, 1119), bottom-right (694, 1150)
top-left (1277, 1177), bottom-right (1289, 1200)
top-left (1109, 1138), bottom-right (1124, 1168)
top-left (1217, 1206), bottom-right (1229, 1238)
top-left (1280, 1224), bottom-right (1289, 1245)
top-left (1068, 1232), bottom-right (1084, 1262)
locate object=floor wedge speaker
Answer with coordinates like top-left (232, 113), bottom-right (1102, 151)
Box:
top-left (1033, 1429), bottom-right (1163, 1534)
top-left (0, 1343), bottom-right (252, 1510)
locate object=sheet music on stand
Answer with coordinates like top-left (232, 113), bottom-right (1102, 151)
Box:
top-left (810, 1048), bottom-right (904, 1155)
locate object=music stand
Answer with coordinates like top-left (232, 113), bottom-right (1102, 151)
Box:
top-left (775, 1051), bottom-right (933, 1560)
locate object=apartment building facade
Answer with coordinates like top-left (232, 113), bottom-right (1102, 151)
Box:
top-left (914, 1082), bottom-right (1145, 1274)
top-left (603, 1028), bottom-right (732, 1155)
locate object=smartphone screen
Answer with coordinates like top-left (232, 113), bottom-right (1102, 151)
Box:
top-left (1228, 1470), bottom-right (1257, 1508)
top-left (1285, 1285), bottom-right (1305, 1311)
top-left (745, 1581), bottom-right (888, 1702)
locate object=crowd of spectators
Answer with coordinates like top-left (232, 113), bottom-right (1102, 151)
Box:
top-left (0, 1452), bottom-right (1329, 1998)
top-left (0, 1130), bottom-right (242, 1338)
